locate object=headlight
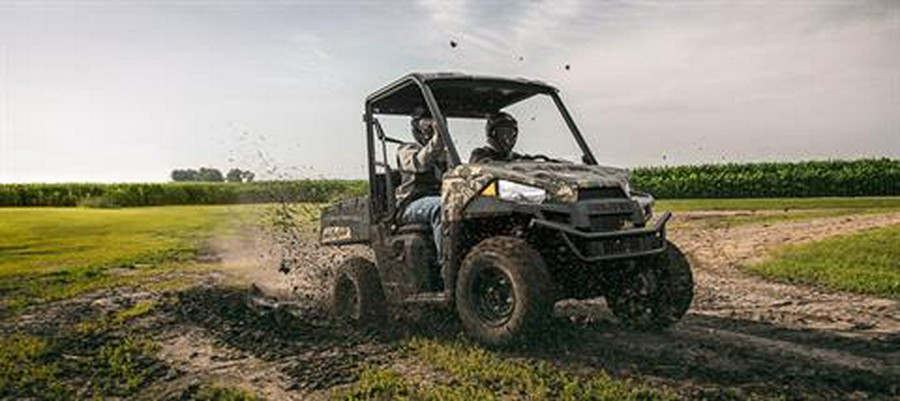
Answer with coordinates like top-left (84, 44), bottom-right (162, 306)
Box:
top-left (633, 193), bottom-right (654, 221)
top-left (481, 180), bottom-right (547, 203)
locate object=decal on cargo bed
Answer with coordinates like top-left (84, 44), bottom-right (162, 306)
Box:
top-left (322, 226), bottom-right (353, 241)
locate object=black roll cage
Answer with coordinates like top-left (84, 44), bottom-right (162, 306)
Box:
top-left (364, 73), bottom-right (598, 221)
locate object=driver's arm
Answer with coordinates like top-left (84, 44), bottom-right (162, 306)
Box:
top-left (399, 133), bottom-right (444, 173)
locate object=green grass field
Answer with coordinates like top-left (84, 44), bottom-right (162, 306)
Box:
top-left (749, 225), bottom-right (900, 299)
top-left (0, 206), bottom-right (235, 276)
top-left (0, 206), bottom-right (253, 314)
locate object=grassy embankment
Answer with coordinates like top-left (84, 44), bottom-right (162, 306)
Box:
top-left (749, 224), bottom-right (900, 300)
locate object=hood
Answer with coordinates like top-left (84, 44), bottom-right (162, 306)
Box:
top-left (489, 162), bottom-right (630, 195)
top-left (442, 161), bottom-right (630, 207)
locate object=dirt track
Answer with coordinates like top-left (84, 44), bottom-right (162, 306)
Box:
top-left (144, 211), bottom-right (899, 399)
top-left (10, 212), bottom-right (897, 399)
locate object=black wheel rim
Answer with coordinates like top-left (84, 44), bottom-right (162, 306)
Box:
top-left (335, 275), bottom-right (359, 321)
top-left (471, 264), bottom-right (515, 326)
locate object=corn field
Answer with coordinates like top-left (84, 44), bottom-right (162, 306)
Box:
top-left (0, 159), bottom-right (896, 207)
top-left (631, 158), bottom-right (898, 199)
top-left (0, 181), bottom-right (367, 207)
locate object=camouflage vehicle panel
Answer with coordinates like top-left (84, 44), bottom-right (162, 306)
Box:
top-left (441, 162), bottom-right (630, 223)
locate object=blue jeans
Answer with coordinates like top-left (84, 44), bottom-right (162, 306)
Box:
top-left (401, 196), bottom-right (442, 258)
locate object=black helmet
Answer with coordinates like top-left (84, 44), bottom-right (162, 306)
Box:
top-left (486, 112), bottom-right (518, 154)
top-left (410, 108), bottom-right (434, 145)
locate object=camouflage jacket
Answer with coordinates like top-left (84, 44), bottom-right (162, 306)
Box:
top-left (395, 133), bottom-right (446, 209)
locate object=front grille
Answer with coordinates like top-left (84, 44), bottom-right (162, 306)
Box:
top-left (578, 187), bottom-right (627, 200)
top-left (584, 234), bottom-right (663, 257)
top-left (588, 215), bottom-right (627, 231)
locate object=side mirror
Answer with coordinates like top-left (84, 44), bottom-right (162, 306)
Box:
top-left (581, 154), bottom-right (592, 165)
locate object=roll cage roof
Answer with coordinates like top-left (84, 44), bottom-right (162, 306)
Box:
top-left (364, 72), bottom-right (597, 171)
top-left (366, 72), bottom-right (557, 118)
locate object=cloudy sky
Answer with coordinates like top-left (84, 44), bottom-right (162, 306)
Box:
top-left (1, 0), bottom-right (897, 182)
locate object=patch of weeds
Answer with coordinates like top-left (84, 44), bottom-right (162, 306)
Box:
top-left (0, 267), bottom-right (148, 317)
top-left (341, 339), bottom-right (674, 401)
top-left (339, 364), bottom-right (495, 401)
top-left (2, 293), bottom-right (168, 399)
top-left (75, 299), bottom-right (159, 334)
top-left (0, 332), bottom-right (162, 399)
top-left (143, 275), bottom-right (200, 293)
top-left (407, 338), bottom-right (674, 401)
top-left (0, 260), bottom-right (208, 319)
top-left (178, 382), bottom-right (264, 400)
top-left (113, 299), bottom-right (158, 324)
top-left (0, 334), bottom-right (69, 398)
top-left (90, 335), bottom-right (161, 396)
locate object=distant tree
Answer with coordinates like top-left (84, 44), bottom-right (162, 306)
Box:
top-left (197, 167), bottom-right (224, 182)
top-left (226, 168), bottom-right (255, 183)
top-left (172, 167), bottom-right (225, 182)
top-left (226, 168), bottom-right (243, 183)
top-left (171, 169), bottom-right (198, 181)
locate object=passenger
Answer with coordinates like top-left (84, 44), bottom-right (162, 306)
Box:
top-left (396, 109), bottom-right (446, 259)
top-left (469, 112), bottom-right (522, 163)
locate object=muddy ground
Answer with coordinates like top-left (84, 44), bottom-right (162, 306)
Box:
top-left (7, 211), bottom-right (900, 400)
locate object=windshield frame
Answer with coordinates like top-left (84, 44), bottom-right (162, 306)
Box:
top-left (364, 74), bottom-right (599, 176)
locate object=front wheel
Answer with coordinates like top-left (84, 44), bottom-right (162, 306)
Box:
top-left (456, 236), bottom-right (555, 347)
top-left (607, 240), bottom-right (694, 330)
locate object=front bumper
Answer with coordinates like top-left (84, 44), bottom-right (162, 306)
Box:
top-left (531, 211), bottom-right (671, 262)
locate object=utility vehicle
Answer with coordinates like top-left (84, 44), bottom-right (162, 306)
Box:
top-left (320, 72), bottom-right (693, 346)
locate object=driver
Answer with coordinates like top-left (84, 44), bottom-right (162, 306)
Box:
top-left (396, 109), bottom-right (447, 261)
top-left (469, 112), bottom-right (522, 163)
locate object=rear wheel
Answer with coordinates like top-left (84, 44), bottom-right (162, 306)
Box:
top-left (607, 240), bottom-right (693, 330)
top-left (456, 236), bottom-right (555, 347)
top-left (332, 257), bottom-right (386, 328)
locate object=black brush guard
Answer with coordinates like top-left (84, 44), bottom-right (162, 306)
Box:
top-left (531, 211), bottom-right (671, 262)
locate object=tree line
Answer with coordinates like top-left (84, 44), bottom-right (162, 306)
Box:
top-left (170, 167), bottom-right (255, 183)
